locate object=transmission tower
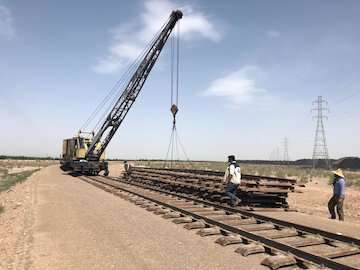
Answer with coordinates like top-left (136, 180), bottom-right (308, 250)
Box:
top-left (283, 137), bottom-right (289, 162)
top-left (311, 96), bottom-right (330, 169)
top-left (276, 147), bottom-right (280, 161)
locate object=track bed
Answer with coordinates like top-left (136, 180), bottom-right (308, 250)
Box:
top-left (77, 173), bottom-right (360, 270)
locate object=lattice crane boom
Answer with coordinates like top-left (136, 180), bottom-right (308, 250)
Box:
top-left (86, 10), bottom-right (183, 161)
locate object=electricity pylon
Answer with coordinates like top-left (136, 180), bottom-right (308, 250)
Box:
top-left (312, 96), bottom-right (330, 169)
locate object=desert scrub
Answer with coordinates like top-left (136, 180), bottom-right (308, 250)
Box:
top-left (0, 167), bottom-right (8, 176)
top-left (0, 169), bottom-right (39, 192)
top-left (342, 172), bottom-right (360, 187)
top-left (275, 167), bottom-right (287, 178)
top-left (0, 159), bottom-right (57, 169)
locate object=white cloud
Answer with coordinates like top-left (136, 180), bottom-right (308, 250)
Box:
top-left (202, 66), bottom-right (268, 107)
top-left (0, 5), bottom-right (15, 40)
top-left (92, 0), bottom-right (221, 74)
top-left (267, 30), bottom-right (280, 38)
top-left (110, 43), bottom-right (142, 60)
top-left (139, 0), bottom-right (221, 42)
top-left (92, 57), bottom-right (123, 75)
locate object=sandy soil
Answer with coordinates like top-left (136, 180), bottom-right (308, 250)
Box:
top-left (2, 163), bottom-right (360, 270)
top-left (260, 210), bottom-right (360, 239)
top-left (0, 169), bottom-right (41, 269)
top-left (288, 177), bottom-right (360, 223)
top-left (1, 165), bottom-right (267, 270)
top-left (108, 161), bottom-right (127, 177)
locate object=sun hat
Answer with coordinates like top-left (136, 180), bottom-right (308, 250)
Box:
top-left (332, 168), bottom-right (345, 178)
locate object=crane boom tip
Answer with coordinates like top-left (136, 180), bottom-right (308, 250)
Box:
top-left (172, 10), bottom-right (183, 20)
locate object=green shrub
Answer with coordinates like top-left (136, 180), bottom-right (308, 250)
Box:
top-left (0, 169), bottom-right (39, 192)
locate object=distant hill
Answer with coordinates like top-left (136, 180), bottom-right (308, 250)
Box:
top-left (333, 157), bottom-right (360, 170)
top-left (238, 158), bottom-right (360, 170)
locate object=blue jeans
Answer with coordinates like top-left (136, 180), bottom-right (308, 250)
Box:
top-left (226, 182), bottom-right (239, 205)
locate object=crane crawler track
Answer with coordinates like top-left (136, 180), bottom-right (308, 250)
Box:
top-left (76, 174), bottom-right (360, 270)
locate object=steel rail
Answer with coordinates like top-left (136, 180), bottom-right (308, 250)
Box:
top-left (138, 166), bottom-right (297, 183)
top-left (108, 175), bottom-right (360, 246)
top-left (80, 175), bottom-right (359, 270)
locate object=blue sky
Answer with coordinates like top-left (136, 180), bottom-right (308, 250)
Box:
top-left (0, 0), bottom-right (359, 160)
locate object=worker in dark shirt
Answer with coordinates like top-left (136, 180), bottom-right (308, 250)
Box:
top-left (328, 169), bottom-right (346, 221)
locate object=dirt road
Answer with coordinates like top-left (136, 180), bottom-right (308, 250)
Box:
top-left (0, 165), bottom-right (267, 270)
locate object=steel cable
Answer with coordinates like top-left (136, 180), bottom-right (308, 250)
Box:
top-left (88, 18), bottom-right (170, 134)
top-left (170, 36), bottom-right (174, 106)
top-left (80, 17), bottom-right (170, 133)
top-left (176, 22), bottom-right (180, 106)
top-left (163, 20), bottom-right (192, 168)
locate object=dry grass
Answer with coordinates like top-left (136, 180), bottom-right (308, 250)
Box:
top-left (0, 159), bottom-right (56, 194)
top-left (335, 171), bottom-right (360, 187)
top-left (0, 159), bottom-right (57, 169)
top-left (0, 169), bottom-right (40, 192)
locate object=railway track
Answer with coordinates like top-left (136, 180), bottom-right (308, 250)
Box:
top-left (76, 174), bottom-right (360, 270)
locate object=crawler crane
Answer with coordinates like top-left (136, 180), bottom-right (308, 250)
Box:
top-left (61, 10), bottom-right (183, 175)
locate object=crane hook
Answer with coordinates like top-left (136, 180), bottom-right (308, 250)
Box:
top-left (170, 104), bottom-right (178, 126)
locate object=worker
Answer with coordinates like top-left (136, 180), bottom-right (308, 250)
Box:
top-left (223, 155), bottom-right (241, 207)
top-left (328, 169), bottom-right (345, 221)
top-left (123, 161), bottom-right (131, 177)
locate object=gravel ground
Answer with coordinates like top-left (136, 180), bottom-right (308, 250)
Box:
top-left (254, 177), bottom-right (360, 239)
top-left (0, 168), bottom-right (41, 269)
top-left (259, 210), bottom-right (360, 239)
top-left (1, 165), bottom-right (267, 270)
top-left (287, 177), bottom-right (360, 223)
top-left (2, 164), bottom-right (360, 270)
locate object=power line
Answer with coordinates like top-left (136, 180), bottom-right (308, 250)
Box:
top-left (334, 91), bottom-right (359, 104)
top-left (283, 137), bottom-right (289, 162)
top-left (311, 96), bottom-right (330, 169)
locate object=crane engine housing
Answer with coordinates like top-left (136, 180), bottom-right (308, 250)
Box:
top-left (60, 133), bottom-right (108, 175)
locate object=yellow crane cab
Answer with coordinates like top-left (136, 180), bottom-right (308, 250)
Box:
top-left (60, 132), bottom-right (107, 175)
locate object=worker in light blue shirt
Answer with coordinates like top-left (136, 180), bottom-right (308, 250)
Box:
top-left (328, 169), bottom-right (345, 221)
